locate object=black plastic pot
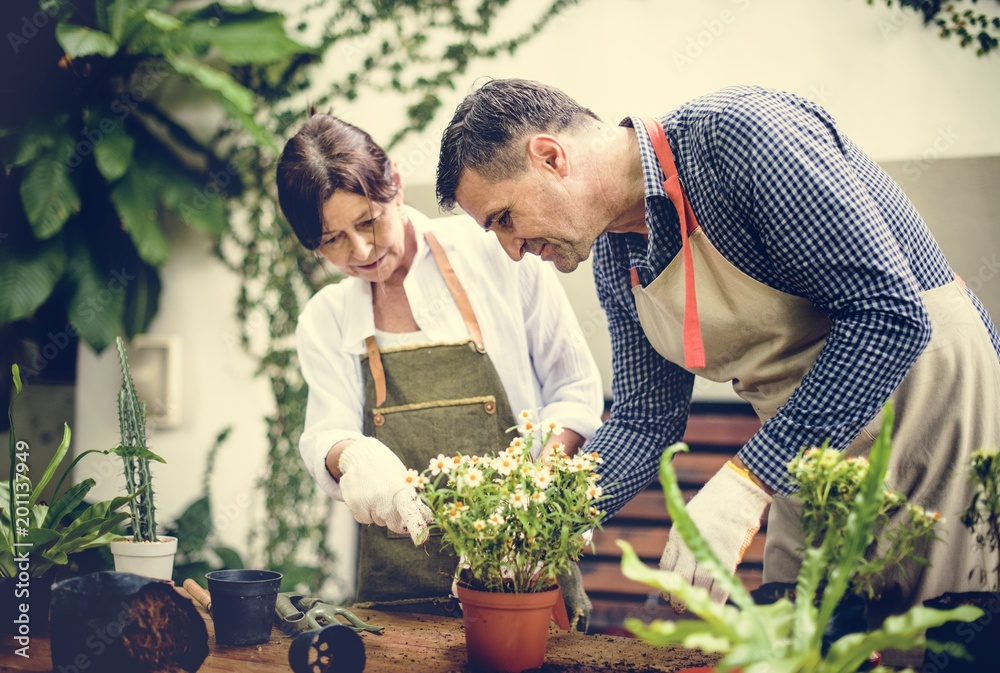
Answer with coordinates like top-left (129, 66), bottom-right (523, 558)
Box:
top-left (923, 591), bottom-right (1000, 672)
top-left (205, 569), bottom-right (282, 646)
top-left (0, 574), bottom-right (54, 635)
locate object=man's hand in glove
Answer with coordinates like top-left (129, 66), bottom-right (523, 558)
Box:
top-left (333, 437), bottom-right (433, 545)
top-left (659, 460), bottom-right (772, 606)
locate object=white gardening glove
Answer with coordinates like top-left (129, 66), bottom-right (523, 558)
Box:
top-left (659, 462), bottom-right (772, 606)
top-left (338, 436), bottom-right (433, 545)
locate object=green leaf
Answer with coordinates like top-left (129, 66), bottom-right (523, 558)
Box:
top-left (159, 164), bottom-right (228, 236)
top-left (166, 55), bottom-right (253, 113)
top-left (179, 13), bottom-right (315, 65)
top-left (8, 124), bottom-right (56, 167)
top-left (110, 169), bottom-right (169, 266)
top-left (109, 445), bottom-right (165, 463)
top-left (28, 424), bottom-right (72, 509)
top-left (121, 262), bottom-right (161, 339)
top-left (213, 546), bottom-right (244, 570)
top-left (174, 496), bottom-right (211, 556)
top-left (56, 24), bottom-right (119, 58)
top-left (0, 237), bottom-right (67, 324)
top-left (66, 244), bottom-right (126, 352)
top-left (143, 9), bottom-right (183, 32)
top-left (42, 478), bottom-right (95, 529)
top-left (86, 107), bottom-right (134, 182)
top-left (19, 144), bottom-right (81, 239)
top-left (165, 55), bottom-right (277, 152)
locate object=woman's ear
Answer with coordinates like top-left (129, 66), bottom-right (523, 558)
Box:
top-left (390, 161), bottom-right (405, 205)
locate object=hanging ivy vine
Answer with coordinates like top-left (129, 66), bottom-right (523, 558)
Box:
top-left (868, 0), bottom-right (1000, 54)
top-left (214, 0), bottom-right (585, 590)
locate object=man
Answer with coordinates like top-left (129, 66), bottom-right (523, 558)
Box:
top-left (435, 78), bottom-right (1000, 619)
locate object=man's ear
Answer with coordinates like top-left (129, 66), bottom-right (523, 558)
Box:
top-left (390, 160), bottom-right (405, 205)
top-left (526, 135), bottom-right (570, 178)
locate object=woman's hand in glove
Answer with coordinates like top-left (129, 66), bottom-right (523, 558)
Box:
top-left (659, 460), bottom-right (772, 607)
top-left (336, 437), bottom-right (433, 545)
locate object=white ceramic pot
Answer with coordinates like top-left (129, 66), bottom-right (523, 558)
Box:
top-left (110, 536), bottom-right (178, 581)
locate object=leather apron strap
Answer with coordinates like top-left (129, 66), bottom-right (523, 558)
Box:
top-left (365, 232), bottom-right (486, 407)
top-left (634, 118), bottom-right (706, 370)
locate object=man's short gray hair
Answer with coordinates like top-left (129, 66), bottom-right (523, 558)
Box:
top-left (436, 79), bottom-right (599, 210)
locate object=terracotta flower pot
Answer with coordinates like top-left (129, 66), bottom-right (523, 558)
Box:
top-left (456, 584), bottom-right (559, 673)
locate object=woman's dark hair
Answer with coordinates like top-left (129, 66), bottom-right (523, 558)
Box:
top-left (276, 114), bottom-right (397, 250)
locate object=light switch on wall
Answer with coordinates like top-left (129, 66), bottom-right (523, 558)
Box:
top-left (128, 335), bottom-right (182, 429)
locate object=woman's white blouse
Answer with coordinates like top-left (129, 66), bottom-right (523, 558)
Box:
top-left (296, 206), bottom-right (605, 500)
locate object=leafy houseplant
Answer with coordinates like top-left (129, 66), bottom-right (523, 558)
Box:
top-left (107, 336), bottom-right (174, 580)
top-left (415, 410), bottom-right (606, 672)
top-left (619, 404), bottom-right (983, 673)
top-left (1, 364), bottom-right (134, 632)
top-left (921, 445), bottom-right (1000, 672)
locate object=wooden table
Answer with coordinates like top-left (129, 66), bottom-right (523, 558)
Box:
top-left (2, 588), bottom-right (719, 672)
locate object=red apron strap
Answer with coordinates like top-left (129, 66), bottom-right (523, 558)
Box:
top-left (639, 117), bottom-right (705, 370)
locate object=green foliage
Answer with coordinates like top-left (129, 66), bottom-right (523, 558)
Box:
top-left (109, 336), bottom-right (164, 542)
top-left (0, 0), bottom-right (315, 357)
top-left (619, 403), bottom-right (985, 672)
top-left (214, 0), bottom-right (584, 590)
top-left (960, 446), bottom-right (1000, 589)
top-left (867, 0), bottom-right (1000, 55)
top-left (1, 365), bottom-right (134, 577)
top-left (416, 416), bottom-right (605, 593)
top-left (787, 444), bottom-right (939, 600)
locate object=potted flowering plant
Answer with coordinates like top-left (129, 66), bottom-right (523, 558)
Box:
top-left (414, 410), bottom-right (606, 673)
top-left (619, 404), bottom-right (982, 673)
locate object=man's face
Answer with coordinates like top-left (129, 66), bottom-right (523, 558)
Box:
top-left (454, 166), bottom-right (595, 273)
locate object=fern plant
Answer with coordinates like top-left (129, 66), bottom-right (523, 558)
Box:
top-left (619, 404), bottom-right (983, 672)
top-left (109, 336), bottom-right (164, 543)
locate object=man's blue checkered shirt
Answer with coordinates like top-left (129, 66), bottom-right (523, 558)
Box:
top-left (588, 86), bottom-right (1000, 515)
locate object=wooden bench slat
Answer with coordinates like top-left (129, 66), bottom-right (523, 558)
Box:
top-left (683, 414), bottom-right (760, 446)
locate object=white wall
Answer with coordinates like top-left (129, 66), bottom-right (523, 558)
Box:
top-left (74, 0), bottom-right (1000, 588)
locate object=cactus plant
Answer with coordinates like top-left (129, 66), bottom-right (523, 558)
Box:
top-left (109, 337), bottom-right (165, 543)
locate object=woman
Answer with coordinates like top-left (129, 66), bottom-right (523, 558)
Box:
top-left (276, 114), bottom-right (604, 622)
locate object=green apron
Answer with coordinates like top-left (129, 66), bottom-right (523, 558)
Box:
top-left (355, 232), bottom-right (517, 613)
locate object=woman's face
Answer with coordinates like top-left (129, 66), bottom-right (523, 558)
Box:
top-left (317, 182), bottom-right (413, 283)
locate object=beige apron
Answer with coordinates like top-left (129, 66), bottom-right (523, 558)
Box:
top-left (630, 118), bottom-right (1000, 618)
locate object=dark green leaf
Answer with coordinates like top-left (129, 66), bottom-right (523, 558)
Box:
top-left (121, 262), bottom-right (161, 339)
top-left (43, 478), bottom-right (95, 529)
top-left (19, 144), bottom-right (81, 239)
top-left (86, 107), bottom-right (134, 182)
top-left (67, 244), bottom-right (126, 352)
top-left (213, 546), bottom-right (244, 570)
top-left (174, 496), bottom-right (211, 556)
top-left (179, 14), bottom-right (315, 65)
top-left (56, 24), bottom-right (119, 58)
top-left (110, 169), bottom-right (169, 266)
top-left (0, 238), bottom-right (67, 324)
